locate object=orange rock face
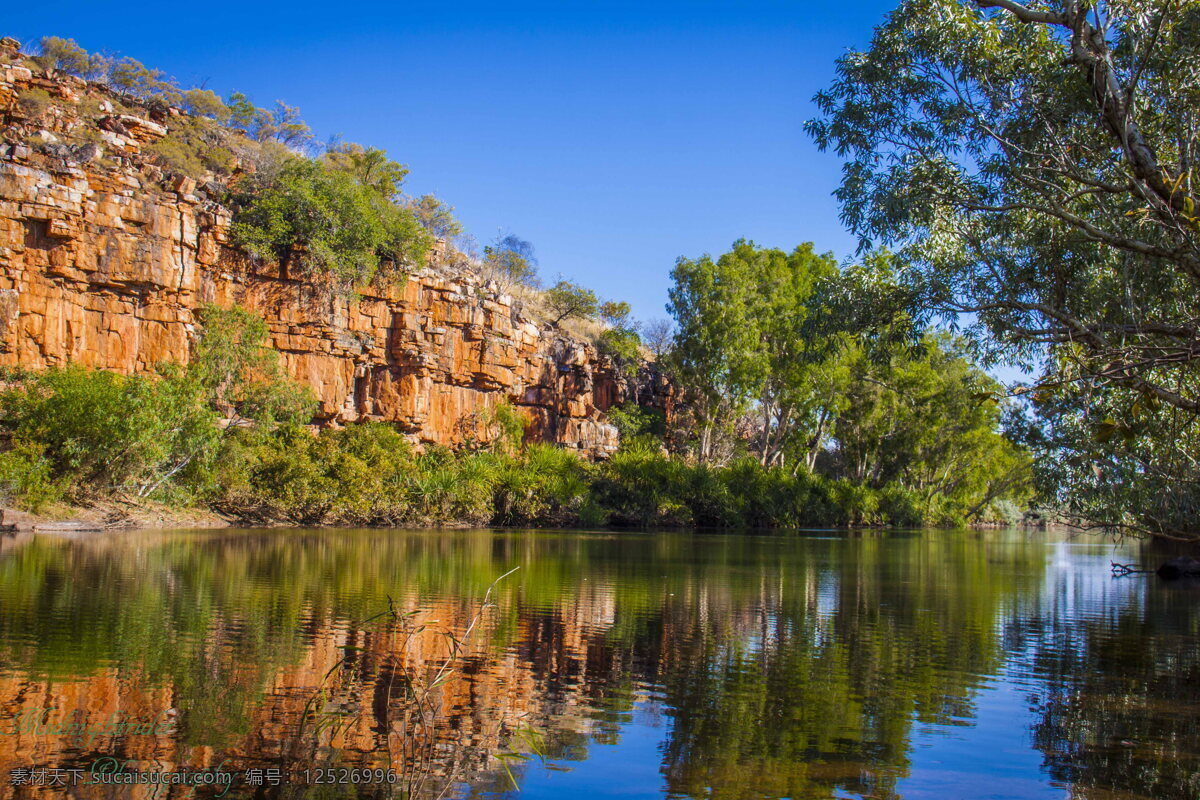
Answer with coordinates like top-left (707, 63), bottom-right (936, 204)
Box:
top-left (0, 61), bottom-right (665, 456)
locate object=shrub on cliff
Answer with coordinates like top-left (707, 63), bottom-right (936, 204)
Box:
top-left (405, 193), bottom-right (462, 239)
top-left (229, 157), bottom-right (430, 289)
top-left (483, 234), bottom-right (539, 290)
top-left (544, 280), bottom-right (599, 327)
top-left (145, 116), bottom-right (237, 179)
top-left (321, 142), bottom-right (409, 199)
top-left (606, 403), bottom-right (665, 451)
top-left (14, 88), bottom-right (52, 120)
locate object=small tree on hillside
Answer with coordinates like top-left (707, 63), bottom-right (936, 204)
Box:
top-left (545, 280), bottom-right (599, 327)
top-left (323, 142), bottom-right (408, 198)
top-left (483, 233), bottom-right (539, 289)
top-left (406, 193), bottom-right (462, 239)
top-left (640, 318), bottom-right (674, 360)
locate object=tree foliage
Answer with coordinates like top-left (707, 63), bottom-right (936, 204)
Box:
top-left (229, 156), bottom-right (429, 288)
top-left (483, 234), bottom-right (539, 289)
top-left (190, 304), bottom-right (317, 425)
top-left (0, 306), bottom-right (314, 505)
top-left (0, 365), bottom-right (219, 499)
top-left (544, 280), bottom-right (600, 326)
top-left (406, 193), bottom-right (463, 239)
top-left (806, 0), bottom-right (1200, 537)
top-left (322, 142), bottom-right (409, 198)
top-left (667, 240), bottom-right (1030, 521)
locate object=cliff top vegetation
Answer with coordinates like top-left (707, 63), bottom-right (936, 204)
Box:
top-left (1, 34), bottom-right (643, 357)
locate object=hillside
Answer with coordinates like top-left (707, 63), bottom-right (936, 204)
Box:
top-left (0, 36), bottom-right (667, 458)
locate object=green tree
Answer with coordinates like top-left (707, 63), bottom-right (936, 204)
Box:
top-left (406, 193), bottom-right (463, 239)
top-left (34, 36), bottom-right (89, 75)
top-left (189, 304), bottom-right (316, 425)
top-left (323, 142), bottom-right (409, 198)
top-left (806, 0), bottom-right (1200, 536)
top-left (228, 156), bottom-right (429, 288)
top-left (226, 91), bottom-right (272, 138)
top-left (483, 233), bottom-right (539, 289)
top-left (833, 334), bottom-right (1031, 523)
top-left (667, 243), bottom-right (763, 463)
top-left (0, 366), bottom-right (218, 499)
top-left (544, 280), bottom-right (599, 326)
top-left (106, 56), bottom-right (181, 105)
top-left (263, 101), bottom-right (312, 148)
top-left (181, 89), bottom-right (230, 122)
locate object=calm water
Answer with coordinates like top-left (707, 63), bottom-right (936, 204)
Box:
top-left (0, 528), bottom-right (1196, 799)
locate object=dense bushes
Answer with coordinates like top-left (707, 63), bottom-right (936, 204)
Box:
top-left (0, 365), bottom-right (219, 505)
top-left (0, 295), bottom-right (1025, 527)
top-left (0, 305), bottom-right (313, 512)
top-left (0, 367), bottom-right (1019, 526)
top-left (228, 156), bottom-right (429, 288)
top-left (201, 426), bottom-right (1023, 529)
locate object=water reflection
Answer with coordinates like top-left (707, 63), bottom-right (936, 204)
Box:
top-left (0, 528), bottom-right (1193, 799)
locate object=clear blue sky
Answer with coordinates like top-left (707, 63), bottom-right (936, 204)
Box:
top-left (6, 1), bottom-right (896, 325)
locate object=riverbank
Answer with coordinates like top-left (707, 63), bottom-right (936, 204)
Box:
top-left (1, 492), bottom-right (1040, 534)
top-left (1, 500), bottom-right (231, 532)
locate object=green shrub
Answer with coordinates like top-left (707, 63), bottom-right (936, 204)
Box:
top-left (181, 89), bottom-right (230, 122)
top-left (190, 304), bottom-right (317, 424)
top-left (492, 444), bottom-right (590, 526)
top-left (597, 328), bottom-right (642, 375)
top-left (0, 365), bottom-right (219, 499)
top-left (146, 117), bottom-right (235, 179)
top-left (606, 403), bottom-right (665, 451)
top-left (34, 36), bottom-right (91, 75)
top-left (591, 446), bottom-right (695, 528)
top-left (544, 280), bottom-right (599, 326)
top-left (877, 484), bottom-right (924, 528)
top-left (229, 157), bottom-right (430, 289)
top-left (0, 443), bottom-right (63, 512)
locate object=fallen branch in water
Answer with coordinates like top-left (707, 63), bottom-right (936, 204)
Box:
top-left (1111, 562), bottom-right (1153, 576)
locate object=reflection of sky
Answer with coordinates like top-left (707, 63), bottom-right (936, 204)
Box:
top-left (899, 537), bottom-right (1146, 800)
top-left (897, 675), bottom-right (1068, 800)
top-left (492, 705), bottom-right (670, 800)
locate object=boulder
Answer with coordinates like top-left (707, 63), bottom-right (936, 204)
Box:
top-left (1156, 556), bottom-right (1200, 579)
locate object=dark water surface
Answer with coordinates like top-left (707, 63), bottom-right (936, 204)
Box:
top-left (0, 528), bottom-right (1196, 799)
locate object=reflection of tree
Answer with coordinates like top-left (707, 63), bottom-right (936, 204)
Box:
top-left (654, 535), bottom-right (1034, 800)
top-left (1020, 580), bottom-right (1200, 800)
top-left (0, 530), bottom-right (1049, 799)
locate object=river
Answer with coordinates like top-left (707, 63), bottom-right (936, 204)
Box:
top-left (0, 528), bottom-right (1194, 799)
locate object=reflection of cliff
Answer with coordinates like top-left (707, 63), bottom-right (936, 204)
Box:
top-left (0, 56), bottom-right (668, 456)
top-left (0, 530), bottom-right (1049, 799)
top-left (0, 590), bottom-right (636, 799)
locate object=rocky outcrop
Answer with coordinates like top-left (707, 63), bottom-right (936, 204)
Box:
top-left (0, 50), bottom-right (666, 456)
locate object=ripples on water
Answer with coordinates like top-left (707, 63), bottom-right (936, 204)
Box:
top-left (0, 528), bottom-right (1196, 799)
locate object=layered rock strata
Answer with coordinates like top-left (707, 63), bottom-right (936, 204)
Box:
top-left (0, 47), bottom-right (666, 456)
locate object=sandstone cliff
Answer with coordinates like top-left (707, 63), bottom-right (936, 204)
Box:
top-left (0, 41), bottom-right (667, 457)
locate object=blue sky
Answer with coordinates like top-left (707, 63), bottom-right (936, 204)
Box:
top-left (5, 1), bottom-right (896, 325)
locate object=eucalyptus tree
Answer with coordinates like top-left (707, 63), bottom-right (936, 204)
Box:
top-left (807, 0), bottom-right (1200, 537)
top-left (668, 241), bottom-right (857, 467)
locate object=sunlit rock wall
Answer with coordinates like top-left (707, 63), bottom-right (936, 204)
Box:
top-left (0, 49), bottom-right (668, 456)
